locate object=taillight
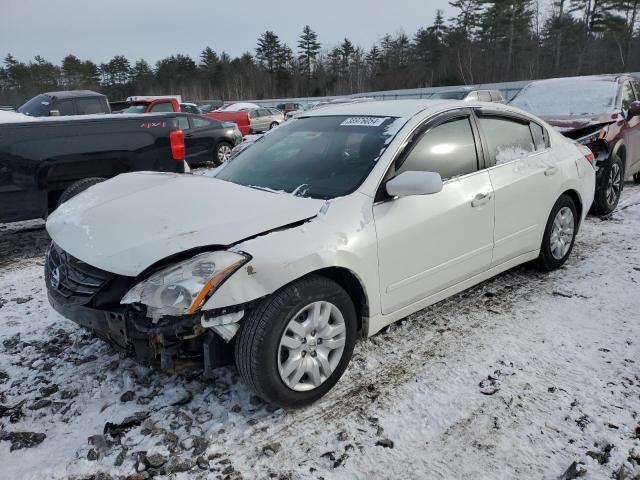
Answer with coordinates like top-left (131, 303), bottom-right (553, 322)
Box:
top-left (170, 130), bottom-right (185, 161)
top-left (577, 144), bottom-right (595, 167)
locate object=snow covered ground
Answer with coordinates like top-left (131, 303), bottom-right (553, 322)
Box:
top-left (1, 184), bottom-right (639, 480)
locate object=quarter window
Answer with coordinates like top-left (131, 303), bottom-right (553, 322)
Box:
top-left (76, 98), bottom-right (103, 115)
top-left (192, 117), bottom-right (210, 128)
top-left (479, 117), bottom-right (535, 165)
top-left (398, 117), bottom-right (478, 180)
top-left (530, 122), bottom-right (547, 150)
top-left (621, 81), bottom-right (636, 110)
top-left (177, 116), bottom-right (190, 130)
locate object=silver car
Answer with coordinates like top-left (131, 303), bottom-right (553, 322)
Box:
top-left (248, 107), bottom-right (284, 133)
top-left (430, 89), bottom-right (505, 103)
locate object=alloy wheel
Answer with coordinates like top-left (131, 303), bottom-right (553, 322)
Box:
top-left (217, 144), bottom-right (232, 163)
top-left (549, 206), bottom-right (575, 260)
top-left (606, 162), bottom-right (622, 206)
top-left (278, 301), bottom-right (346, 392)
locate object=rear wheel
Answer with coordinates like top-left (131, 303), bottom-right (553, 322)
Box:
top-left (538, 194), bottom-right (578, 271)
top-left (633, 172), bottom-right (640, 184)
top-left (58, 177), bottom-right (105, 206)
top-left (234, 275), bottom-right (357, 408)
top-left (215, 142), bottom-right (233, 166)
top-left (592, 154), bottom-right (624, 214)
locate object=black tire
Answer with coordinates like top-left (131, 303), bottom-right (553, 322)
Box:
top-left (633, 172), bottom-right (640, 184)
top-left (234, 275), bottom-right (357, 408)
top-left (538, 194), bottom-right (578, 271)
top-left (591, 153), bottom-right (624, 215)
top-left (58, 177), bottom-right (105, 206)
top-left (215, 141), bottom-right (233, 166)
top-left (269, 122), bottom-right (279, 130)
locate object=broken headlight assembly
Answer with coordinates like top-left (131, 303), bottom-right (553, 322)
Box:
top-left (120, 251), bottom-right (250, 319)
top-left (576, 128), bottom-right (604, 147)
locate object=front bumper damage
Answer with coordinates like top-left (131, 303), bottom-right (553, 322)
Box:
top-left (45, 243), bottom-right (237, 375)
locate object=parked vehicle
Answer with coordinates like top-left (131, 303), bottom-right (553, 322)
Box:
top-left (430, 89), bottom-right (506, 103)
top-left (180, 103), bottom-right (202, 115)
top-left (276, 102), bottom-right (303, 115)
top-left (196, 100), bottom-right (224, 112)
top-left (510, 74), bottom-right (640, 214)
top-left (207, 106), bottom-right (283, 135)
top-left (45, 99), bottom-right (594, 408)
top-left (109, 100), bottom-right (130, 113)
top-left (121, 96), bottom-right (181, 114)
top-left (0, 112), bottom-right (188, 223)
top-left (248, 107), bottom-right (284, 131)
top-left (17, 90), bottom-right (110, 117)
top-left (205, 110), bottom-right (252, 136)
top-left (174, 113), bottom-right (242, 167)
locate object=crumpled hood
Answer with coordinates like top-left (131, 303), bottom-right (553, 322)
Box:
top-left (540, 112), bottom-right (617, 134)
top-left (46, 172), bottom-right (325, 276)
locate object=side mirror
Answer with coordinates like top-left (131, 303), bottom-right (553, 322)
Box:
top-left (628, 101), bottom-right (640, 118)
top-left (386, 171), bottom-right (443, 197)
top-left (49, 109), bottom-right (60, 117)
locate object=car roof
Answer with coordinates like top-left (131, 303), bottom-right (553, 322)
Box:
top-left (302, 99), bottom-right (457, 118)
top-left (42, 90), bottom-right (105, 99)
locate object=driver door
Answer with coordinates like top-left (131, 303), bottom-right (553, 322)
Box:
top-left (373, 111), bottom-right (495, 315)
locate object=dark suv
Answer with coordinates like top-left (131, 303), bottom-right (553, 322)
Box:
top-left (17, 90), bottom-right (110, 117)
top-left (511, 74), bottom-right (640, 214)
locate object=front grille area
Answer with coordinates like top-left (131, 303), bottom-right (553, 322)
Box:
top-left (45, 243), bottom-right (113, 305)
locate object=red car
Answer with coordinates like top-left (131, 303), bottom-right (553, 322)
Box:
top-left (121, 97), bottom-right (181, 114)
top-left (511, 74), bottom-right (640, 214)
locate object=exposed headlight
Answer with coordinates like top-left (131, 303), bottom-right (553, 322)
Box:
top-left (121, 251), bottom-right (250, 318)
top-left (576, 130), bottom-right (602, 146)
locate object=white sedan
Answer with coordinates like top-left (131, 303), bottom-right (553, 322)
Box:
top-left (46, 100), bottom-right (595, 408)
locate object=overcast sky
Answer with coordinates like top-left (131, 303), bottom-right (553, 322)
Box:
top-left (1, 0), bottom-right (454, 65)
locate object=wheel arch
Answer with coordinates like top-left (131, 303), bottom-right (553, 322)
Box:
top-left (612, 141), bottom-right (628, 174)
top-left (561, 188), bottom-right (583, 225)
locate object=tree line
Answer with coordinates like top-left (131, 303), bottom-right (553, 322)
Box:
top-left (1, 0), bottom-right (639, 106)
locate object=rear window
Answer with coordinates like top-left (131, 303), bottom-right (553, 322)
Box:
top-left (479, 117), bottom-right (535, 164)
top-left (76, 98), bottom-right (104, 115)
top-left (150, 102), bottom-right (174, 113)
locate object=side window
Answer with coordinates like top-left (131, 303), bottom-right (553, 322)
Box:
top-left (192, 116), bottom-right (210, 128)
top-left (479, 116), bottom-right (535, 165)
top-left (76, 98), bottom-right (103, 115)
top-left (465, 92), bottom-right (479, 101)
top-left (258, 108), bottom-right (271, 117)
top-left (52, 100), bottom-right (74, 115)
top-left (177, 116), bottom-right (190, 130)
top-left (249, 110), bottom-right (258, 119)
top-left (398, 117), bottom-right (478, 180)
top-left (621, 81), bottom-right (636, 110)
top-left (477, 91), bottom-right (492, 102)
top-left (150, 102), bottom-right (174, 113)
top-left (490, 91), bottom-right (505, 103)
top-left (530, 122), bottom-right (547, 150)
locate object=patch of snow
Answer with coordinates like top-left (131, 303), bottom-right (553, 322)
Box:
top-left (0, 110), bottom-right (37, 123)
top-left (219, 102), bottom-right (260, 112)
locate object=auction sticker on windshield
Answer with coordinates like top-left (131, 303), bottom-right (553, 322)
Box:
top-left (340, 117), bottom-right (389, 127)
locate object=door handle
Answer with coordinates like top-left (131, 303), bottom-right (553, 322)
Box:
top-left (471, 192), bottom-right (492, 208)
top-left (544, 166), bottom-right (558, 176)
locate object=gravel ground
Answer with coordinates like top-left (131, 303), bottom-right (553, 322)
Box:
top-left (0, 183), bottom-right (639, 480)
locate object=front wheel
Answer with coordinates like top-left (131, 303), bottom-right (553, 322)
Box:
top-left (269, 122), bottom-right (279, 130)
top-left (234, 275), bottom-right (357, 408)
top-left (215, 142), bottom-right (233, 166)
top-left (591, 154), bottom-right (623, 215)
top-left (538, 194), bottom-right (578, 271)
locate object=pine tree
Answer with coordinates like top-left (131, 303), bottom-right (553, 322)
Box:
top-left (256, 31), bottom-right (282, 73)
top-left (297, 25), bottom-right (321, 80)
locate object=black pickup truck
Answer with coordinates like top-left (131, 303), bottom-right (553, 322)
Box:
top-left (0, 113), bottom-right (188, 223)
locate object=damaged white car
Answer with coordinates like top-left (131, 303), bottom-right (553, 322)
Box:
top-left (45, 100), bottom-right (595, 407)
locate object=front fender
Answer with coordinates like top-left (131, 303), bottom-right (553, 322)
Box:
top-left (201, 193), bottom-right (381, 320)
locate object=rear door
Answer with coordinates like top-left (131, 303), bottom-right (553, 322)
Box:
top-left (374, 110), bottom-right (495, 314)
top-left (477, 110), bottom-right (563, 266)
top-left (187, 116), bottom-right (217, 165)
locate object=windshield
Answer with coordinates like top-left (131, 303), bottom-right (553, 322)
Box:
top-left (430, 91), bottom-right (468, 100)
top-left (121, 104), bottom-right (148, 114)
top-left (17, 94), bottom-right (50, 116)
top-left (214, 115), bottom-right (406, 199)
top-left (510, 79), bottom-right (619, 116)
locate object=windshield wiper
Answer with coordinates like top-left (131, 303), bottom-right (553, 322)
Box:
top-left (291, 184), bottom-right (310, 197)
